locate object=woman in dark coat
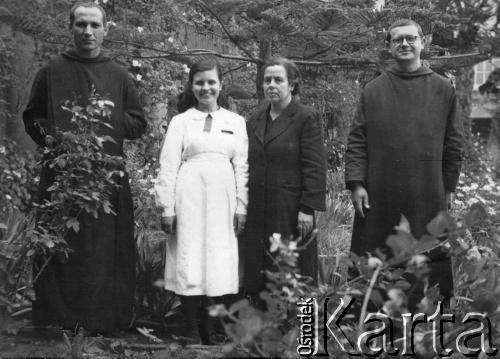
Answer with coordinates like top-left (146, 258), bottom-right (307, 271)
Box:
top-left (243, 57), bottom-right (327, 295)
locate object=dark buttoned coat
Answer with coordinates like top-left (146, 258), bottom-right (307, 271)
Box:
top-left (242, 100), bottom-right (326, 293)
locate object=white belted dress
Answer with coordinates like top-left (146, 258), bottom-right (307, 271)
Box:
top-left (155, 107), bottom-right (248, 296)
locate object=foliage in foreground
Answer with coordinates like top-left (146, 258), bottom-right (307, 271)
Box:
top-left (0, 91), bottom-right (125, 334)
top-left (213, 202), bottom-right (499, 358)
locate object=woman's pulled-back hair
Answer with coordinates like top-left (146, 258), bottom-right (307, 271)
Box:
top-left (261, 56), bottom-right (301, 96)
top-left (177, 59), bottom-right (228, 113)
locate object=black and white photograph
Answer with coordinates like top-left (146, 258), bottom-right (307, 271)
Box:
top-left (0, 0), bottom-right (499, 357)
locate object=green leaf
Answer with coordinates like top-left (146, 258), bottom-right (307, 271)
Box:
top-left (65, 217), bottom-right (80, 232)
top-left (386, 232), bottom-right (418, 258)
top-left (415, 234), bottom-right (440, 253)
top-left (426, 211), bottom-right (456, 239)
top-left (394, 214), bottom-right (411, 233)
top-left (463, 203), bottom-right (488, 227)
top-left (471, 293), bottom-right (498, 313)
top-left (229, 299), bottom-right (250, 314)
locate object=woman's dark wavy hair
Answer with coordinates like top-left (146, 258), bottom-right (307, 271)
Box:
top-left (177, 59), bottom-right (228, 113)
top-left (261, 56), bottom-right (301, 96)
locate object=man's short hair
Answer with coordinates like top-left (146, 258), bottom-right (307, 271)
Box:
top-left (386, 19), bottom-right (424, 43)
top-left (69, 1), bottom-right (107, 28)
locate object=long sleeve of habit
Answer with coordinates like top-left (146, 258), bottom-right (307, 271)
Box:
top-left (442, 90), bottom-right (464, 192)
top-left (345, 92), bottom-right (368, 190)
top-left (23, 68), bottom-right (51, 147)
top-left (123, 76), bottom-right (147, 140)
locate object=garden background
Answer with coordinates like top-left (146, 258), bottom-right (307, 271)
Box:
top-left (0, 0), bottom-right (499, 357)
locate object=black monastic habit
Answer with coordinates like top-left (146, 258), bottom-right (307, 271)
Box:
top-left (23, 51), bottom-right (146, 332)
top-left (345, 65), bottom-right (464, 306)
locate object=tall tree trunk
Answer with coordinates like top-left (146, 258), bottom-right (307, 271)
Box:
top-left (0, 26), bottom-right (38, 151)
top-left (256, 40), bottom-right (272, 100)
top-left (455, 67), bottom-right (474, 136)
top-left (454, 66), bottom-right (475, 171)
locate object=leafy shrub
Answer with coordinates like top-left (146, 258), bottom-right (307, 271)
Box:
top-left (0, 208), bottom-right (36, 334)
top-left (0, 89), bottom-right (131, 334)
top-left (126, 119), bottom-right (182, 326)
top-left (0, 140), bottom-right (39, 220)
top-left (215, 203), bottom-right (499, 357)
top-left (34, 87), bottom-right (125, 256)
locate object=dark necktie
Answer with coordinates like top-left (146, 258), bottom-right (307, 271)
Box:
top-left (203, 114), bottom-right (213, 133)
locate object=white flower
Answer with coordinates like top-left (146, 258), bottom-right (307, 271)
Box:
top-left (208, 304), bottom-right (227, 317)
top-left (132, 60), bottom-right (141, 67)
top-left (288, 241), bottom-right (297, 251)
top-left (0, 146), bottom-right (5, 154)
top-left (5, 194), bottom-right (12, 200)
top-left (414, 332), bottom-right (425, 344)
top-left (167, 36), bottom-right (174, 43)
top-left (137, 26), bottom-right (144, 33)
top-left (466, 246), bottom-right (481, 260)
top-left (409, 254), bottom-right (429, 266)
top-left (367, 256), bottom-right (383, 268)
top-left (387, 288), bottom-right (406, 308)
top-left (269, 233), bottom-right (281, 253)
top-left (136, 74), bottom-right (142, 81)
top-left (103, 100), bottom-right (114, 107)
top-left (467, 198), bottom-right (479, 206)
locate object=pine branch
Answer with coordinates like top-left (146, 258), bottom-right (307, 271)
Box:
top-left (195, 0), bottom-right (256, 61)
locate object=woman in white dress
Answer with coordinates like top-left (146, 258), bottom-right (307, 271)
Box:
top-left (155, 59), bottom-right (248, 343)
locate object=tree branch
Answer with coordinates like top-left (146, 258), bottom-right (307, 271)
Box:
top-left (223, 63), bottom-right (248, 75)
top-left (195, 0), bottom-right (256, 61)
top-left (28, 34), bottom-right (493, 70)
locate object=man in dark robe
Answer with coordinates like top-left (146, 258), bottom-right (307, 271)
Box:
top-left (23, 2), bottom-right (146, 334)
top-left (345, 19), bottom-right (464, 308)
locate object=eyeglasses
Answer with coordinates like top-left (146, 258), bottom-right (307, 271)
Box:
top-left (390, 35), bottom-right (420, 46)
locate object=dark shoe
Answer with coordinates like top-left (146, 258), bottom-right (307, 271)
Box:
top-left (199, 309), bottom-right (228, 345)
